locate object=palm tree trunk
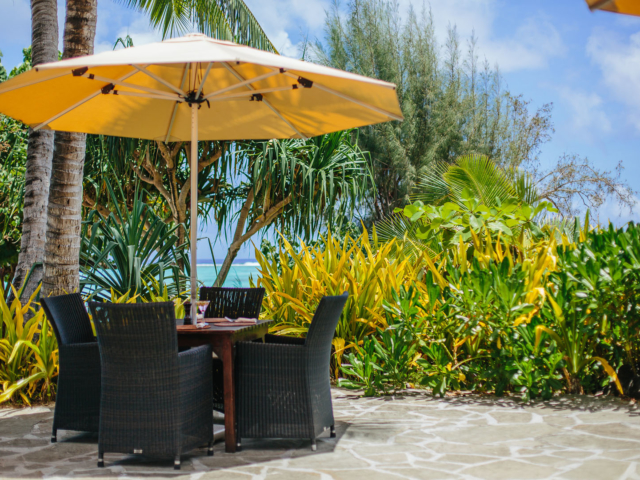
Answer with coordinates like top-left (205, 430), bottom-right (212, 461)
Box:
top-left (41, 0), bottom-right (97, 298)
top-left (12, 0), bottom-right (58, 301)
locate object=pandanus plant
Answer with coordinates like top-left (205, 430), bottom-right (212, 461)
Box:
top-left (80, 183), bottom-right (189, 301)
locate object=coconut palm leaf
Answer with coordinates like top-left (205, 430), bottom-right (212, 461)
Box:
top-left (122, 0), bottom-right (277, 52)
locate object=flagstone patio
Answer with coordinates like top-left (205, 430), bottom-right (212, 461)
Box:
top-left (1, 389), bottom-right (639, 479)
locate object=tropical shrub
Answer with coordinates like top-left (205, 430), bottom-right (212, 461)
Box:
top-left (253, 229), bottom-right (427, 378)
top-left (257, 212), bottom-right (638, 400)
top-left (80, 185), bottom-right (189, 301)
top-left (0, 285), bottom-right (58, 405)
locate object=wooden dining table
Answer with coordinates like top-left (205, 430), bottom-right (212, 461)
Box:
top-left (177, 319), bottom-right (272, 453)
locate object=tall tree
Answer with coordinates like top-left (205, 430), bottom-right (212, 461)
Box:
top-left (314, 0), bottom-right (553, 221)
top-left (12, 0), bottom-right (58, 301)
top-left (42, 0), bottom-right (97, 297)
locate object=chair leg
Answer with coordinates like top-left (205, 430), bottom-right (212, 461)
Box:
top-left (311, 438), bottom-right (317, 451)
top-left (174, 455), bottom-right (181, 470)
top-left (97, 451), bottom-right (104, 468)
top-left (330, 425), bottom-right (336, 438)
top-left (51, 428), bottom-right (57, 443)
top-left (208, 440), bottom-right (214, 456)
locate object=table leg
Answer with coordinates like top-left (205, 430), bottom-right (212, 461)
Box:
top-left (221, 339), bottom-right (237, 453)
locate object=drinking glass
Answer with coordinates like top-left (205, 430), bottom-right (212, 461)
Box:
top-left (196, 300), bottom-right (210, 322)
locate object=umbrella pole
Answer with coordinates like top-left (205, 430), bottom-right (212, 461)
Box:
top-left (190, 102), bottom-right (199, 323)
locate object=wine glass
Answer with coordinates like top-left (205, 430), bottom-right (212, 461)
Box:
top-left (196, 300), bottom-right (210, 323)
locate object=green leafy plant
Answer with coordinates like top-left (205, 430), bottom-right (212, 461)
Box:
top-left (338, 337), bottom-right (384, 397)
top-left (80, 183), bottom-right (188, 301)
top-left (0, 285), bottom-right (58, 405)
top-left (536, 272), bottom-right (623, 395)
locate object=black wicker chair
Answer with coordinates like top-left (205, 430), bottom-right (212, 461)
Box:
top-left (88, 302), bottom-right (214, 470)
top-left (40, 293), bottom-right (101, 443)
top-left (199, 287), bottom-right (265, 319)
top-left (199, 287), bottom-right (265, 412)
top-left (235, 292), bottom-right (348, 451)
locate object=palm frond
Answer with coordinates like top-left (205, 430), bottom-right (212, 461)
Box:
top-left (121, 0), bottom-right (277, 52)
top-left (414, 154), bottom-right (539, 208)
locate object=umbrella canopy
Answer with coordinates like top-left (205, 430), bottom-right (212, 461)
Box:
top-left (585, 0), bottom-right (640, 16)
top-left (0, 33), bottom-right (402, 319)
top-left (0, 33), bottom-right (402, 141)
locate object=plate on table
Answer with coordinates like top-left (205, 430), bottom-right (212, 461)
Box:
top-left (205, 317), bottom-right (258, 326)
top-left (177, 324), bottom-right (210, 331)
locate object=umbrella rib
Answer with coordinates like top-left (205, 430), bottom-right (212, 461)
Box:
top-left (104, 90), bottom-right (185, 102)
top-left (262, 101), bottom-right (308, 140)
top-left (79, 72), bottom-right (182, 100)
top-left (33, 69), bottom-right (139, 131)
top-left (202, 69), bottom-right (282, 100)
top-left (589, 0), bottom-right (616, 10)
top-left (222, 63), bottom-right (307, 139)
top-left (208, 84), bottom-right (302, 101)
top-left (0, 70), bottom-right (69, 95)
top-left (165, 64), bottom-right (190, 143)
top-left (133, 65), bottom-right (187, 96)
top-left (195, 62), bottom-right (213, 99)
top-left (282, 72), bottom-right (403, 121)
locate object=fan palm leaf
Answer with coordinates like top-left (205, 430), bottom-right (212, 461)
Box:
top-left (413, 154), bottom-right (539, 207)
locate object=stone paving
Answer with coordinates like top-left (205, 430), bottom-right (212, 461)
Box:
top-left (1, 389), bottom-right (640, 479)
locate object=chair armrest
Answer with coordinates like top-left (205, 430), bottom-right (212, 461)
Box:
top-left (58, 342), bottom-right (101, 382)
top-left (178, 344), bottom-right (212, 371)
top-left (59, 341), bottom-right (100, 361)
top-left (264, 334), bottom-right (306, 346)
top-left (178, 345), bottom-right (213, 449)
top-left (236, 340), bottom-right (305, 373)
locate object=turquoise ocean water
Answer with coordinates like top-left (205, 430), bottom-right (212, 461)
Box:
top-left (197, 262), bottom-right (261, 288)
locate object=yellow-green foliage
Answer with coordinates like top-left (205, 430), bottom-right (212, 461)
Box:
top-left (254, 230), bottom-right (429, 374)
top-left (257, 228), bottom-right (554, 348)
top-left (256, 223), bottom-right (627, 398)
top-left (0, 286), bottom-right (58, 405)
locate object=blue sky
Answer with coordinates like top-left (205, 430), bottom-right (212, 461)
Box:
top-left (2, 0), bottom-right (640, 261)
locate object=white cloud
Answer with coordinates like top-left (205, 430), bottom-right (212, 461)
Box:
top-left (244, 0), bottom-right (329, 58)
top-left (425, 1), bottom-right (565, 72)
top-left (480, 17), bottom-right (566, 71)
top-left (591, 195), bottom-right (640, 226)
top-left (94, 0), bottom-right (162, 53)
top-left (587, 28), bottom-right (640, 132)
top-left (558, 87), bottom-right (611, 136)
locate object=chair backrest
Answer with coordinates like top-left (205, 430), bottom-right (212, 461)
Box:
top-left (305, 292), bottom-right (349, 360)
top-left (89, 302), bottom-right (179, 379)
top-left (89, 302), bottom-right (180, 448)
top-left (199, 287), bottom-right (265, 319)
top-left (41, 293), bottom-right (95, 346)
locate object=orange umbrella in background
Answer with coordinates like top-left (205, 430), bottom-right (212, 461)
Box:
top-left (585, 0), bottom-right (640, 16)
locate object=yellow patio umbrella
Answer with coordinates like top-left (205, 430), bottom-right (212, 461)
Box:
top-left (0, 33), bottom-right (402, 320)
top-left (585, 0), bottom-right (640, 16)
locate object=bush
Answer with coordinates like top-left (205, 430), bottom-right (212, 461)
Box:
top-left (256, 218), bottom-right (639, 400)
top-left (0, 285), bottom-right (58, 405)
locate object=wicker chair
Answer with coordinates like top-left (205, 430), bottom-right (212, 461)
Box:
top-left (199, 287), bottom-right (265, 412)
top-left (40, 293), bottom-right (101, 443)
top-left (199, 287), bottom-right (265, 319)
top-left (88, 302), bottom-right (213, 470)
top-left (235, 292), bottom-right (348, 451)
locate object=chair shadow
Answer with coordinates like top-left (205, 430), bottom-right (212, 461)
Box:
top-left (0, 420), bottom-right (348, 478)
